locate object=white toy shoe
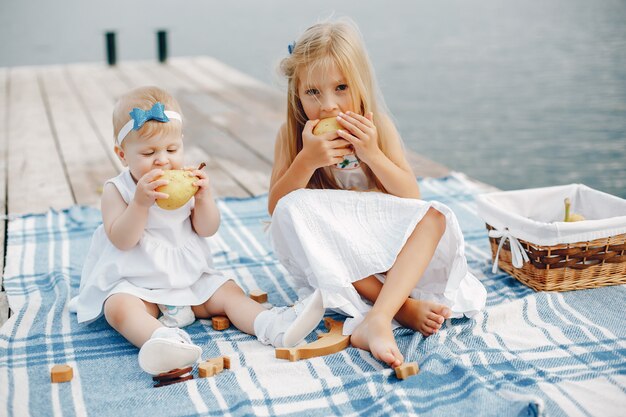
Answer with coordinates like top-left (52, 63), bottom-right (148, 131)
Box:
top-left (138, 327), bottom-right (202, 375)
top-left (255, 289), bottom-right (325, 348)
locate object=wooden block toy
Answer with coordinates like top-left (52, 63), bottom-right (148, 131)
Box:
top-left (50, 364), bottom-right (73, 383)
top-left (222, 356), bottom-right (231, 369)
top-left (211, 315), bottom-right (230, 331)
top-left (395, 362), bottom-right (419, 380)
top-left (275, 317), bottom-right (349, 362)
top-left (198, 357), bottom-right (225, 378)
top-left (152, 366), bottom-right (193, 388)
top-left (248, 289), bottom-right (268, 303)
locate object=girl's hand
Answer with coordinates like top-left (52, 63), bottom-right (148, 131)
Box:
top-left (133, 169), bottom-right (169, 208)
top-left (337, 112), bottom-right (383, 165)
top-left (185, 166), bottom-right (212, 202)
top-left (300, 119), bottom-right (353, 170)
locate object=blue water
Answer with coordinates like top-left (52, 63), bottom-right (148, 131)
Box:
top-left (2, 0), bottom-right (625, 197)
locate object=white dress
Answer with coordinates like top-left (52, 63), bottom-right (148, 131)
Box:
top-left (73, 169), bottom-right (230, 324)
top-left (269, 166), bottom-right (486, 334)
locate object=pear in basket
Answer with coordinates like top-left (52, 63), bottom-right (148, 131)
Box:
top-left (155, 163), bottom-right (205, 210)
top-left (564, 198), bottom-right (585, 222)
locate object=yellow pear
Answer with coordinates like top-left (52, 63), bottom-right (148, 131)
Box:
top-left (564, 197), bottom-right (585, 222)
top-left (156, 170), bottom-right (198, 210)
top-left (313, 117), bottom-right (342, 136)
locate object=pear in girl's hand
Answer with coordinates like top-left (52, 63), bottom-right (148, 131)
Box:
top-left (313, 117), bottom-right (341, 136)
top-left (156, 170), bottom-right (198, 210)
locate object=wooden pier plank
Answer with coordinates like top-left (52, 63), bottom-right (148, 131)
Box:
top-left (91, 64), bottom-right (136, 102)
top-left (40, 66), bottom-right (118, 206)
top-left (65, 63), bottom-right (125, 173)
top-left (193, 56), bottom-right (285, 119)
top-left (7, 67), bottom-right (74, 214)
top-left (171, 57), bottom-right (280, 163)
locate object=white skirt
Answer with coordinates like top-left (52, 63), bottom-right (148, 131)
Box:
top-left (269, 189), bottom-right (486, 334)
top-left (73, 226), bottom-right (231, 324)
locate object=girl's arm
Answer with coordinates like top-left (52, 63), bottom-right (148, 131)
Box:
top-left (190, 168), bottom-right (220, 237)
top-left (338, 112), bottom-right (420, 199)
top-left (102, 169), bottom-right (169, 250)
top-left (268, 125), bottom-right (315, 215)
top-left (268, 122), bottom-right (352, 215)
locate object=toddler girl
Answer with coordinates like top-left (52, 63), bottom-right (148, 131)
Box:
top-left (71, 86), bottom-right (324, 375)
top-left (268, 20), bottom-right (486, 368)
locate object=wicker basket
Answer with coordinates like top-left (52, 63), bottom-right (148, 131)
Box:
top-left (486, 224), bottom-right (626, 291)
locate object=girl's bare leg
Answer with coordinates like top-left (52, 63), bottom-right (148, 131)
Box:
top-left (192, 280), bottom-right (266, 335)
top-left (353, 277), bottom-right (450, 336)
top-left (104, 293), bottom-right (161, 348)
top-left (350, 208), bottom-right (447, 368)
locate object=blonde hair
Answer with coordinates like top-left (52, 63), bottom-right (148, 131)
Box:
top-left (279, 18), bottom-right (396, 191)
top-left (112, 86), bottom-right (183, 146)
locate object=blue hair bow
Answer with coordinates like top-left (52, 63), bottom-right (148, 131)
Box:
top-left (129, 102), bottom-right (170, 130)
top-left (287, 41), bottom-right (296, 55)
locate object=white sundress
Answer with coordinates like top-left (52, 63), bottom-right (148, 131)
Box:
top-left (73, 169), bottom-right (230, 324)
top-left (269, 166), bottom-right (486, 335)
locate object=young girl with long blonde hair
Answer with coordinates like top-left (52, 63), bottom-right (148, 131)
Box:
top-left (268, 19), bottom-right (486, 368)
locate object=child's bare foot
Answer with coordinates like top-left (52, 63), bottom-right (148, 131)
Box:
top-left (395, 299), bottom-right (451, 336)
top-left (350, 313), bottom-right (404, 368)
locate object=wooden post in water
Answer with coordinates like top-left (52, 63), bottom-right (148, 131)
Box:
top-left (105, 32), bottom-right (116, 66)
top-left (157, 30), bottom-right (168, 63)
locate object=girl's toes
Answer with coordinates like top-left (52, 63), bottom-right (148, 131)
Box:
top-left (391, 348), bottom-right (404, 368)
top-left (427, 312), bottom-right (445, 325)
top-left (425, 318), bottom-right (441, 330)
top-left (435, 306), bottom-right (452, 318)
top-left (378, 349), bottom-right (398, 367)
top-left (418, 326), bottom-right (435, 337)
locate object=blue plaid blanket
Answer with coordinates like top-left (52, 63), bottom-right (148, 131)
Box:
top-left (1, 174), bottom-right (624, 417)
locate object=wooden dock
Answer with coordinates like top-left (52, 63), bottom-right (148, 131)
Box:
top-left (0, 56), bottom-right (450, 326)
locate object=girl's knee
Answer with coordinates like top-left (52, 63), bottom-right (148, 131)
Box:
top-left (218, 280), bottom-right (244, 297)
top-left (103, 294), bottom-right (127, 327)
top-left (194, 280), bottom-right (244, 318)
top-left (104, 293), bottom-right (156, 327)
top-left (425, 207), bottom-right (446, 235)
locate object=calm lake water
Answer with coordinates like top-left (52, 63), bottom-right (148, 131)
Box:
top-left (2, 0), bottom-right (625, 197)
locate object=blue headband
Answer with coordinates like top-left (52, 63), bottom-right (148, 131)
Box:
top-left (116, 102), bottom-right (182, 145)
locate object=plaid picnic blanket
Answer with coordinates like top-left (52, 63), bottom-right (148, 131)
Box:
top-left (1, 174), bottom-right (624, 417)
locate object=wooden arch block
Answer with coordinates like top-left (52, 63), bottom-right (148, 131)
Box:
top-left (275, 317), bottom-right (350, 362)
top-left (199, 357), bottom-right (225, 378)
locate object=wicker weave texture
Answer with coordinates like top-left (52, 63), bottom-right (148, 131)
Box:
top-left (487, 224), bottom-right (626, 291)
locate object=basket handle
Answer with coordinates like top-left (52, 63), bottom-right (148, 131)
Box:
top-left (488, 228), bottom-right (529, 273)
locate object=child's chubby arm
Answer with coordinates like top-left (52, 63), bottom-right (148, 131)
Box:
top-left (337, 112), bottom-right (420, 199)
top-left (268, 122), bottom-right (353, 215)
top-left (102, 169), bottom-right (168, 251)
top-left (189, 167), bottom-right (220, 237)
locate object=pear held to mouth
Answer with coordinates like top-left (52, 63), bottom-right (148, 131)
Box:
top-left (155, 163), bottom-right (205, 210)
top-left (313, 117), bottom-right (342, 136)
